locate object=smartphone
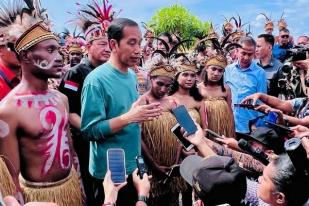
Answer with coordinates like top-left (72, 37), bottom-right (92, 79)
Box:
top-left (171, 123), bottom-right (194, 151)
top-left (264, 121), bottom-right (293, 133)
top-left (136, 155), bottom-right (148, 179)
top-left (265, 111), bottom-right (279, 124)
top-left (234, 103), bottom-right (257, 110)
top-left (205, 128), bottom-right (224, 143)
top-left (107, 148), bottom-right (126, 184)
top-left (172, 105), bottom-right (197, 135)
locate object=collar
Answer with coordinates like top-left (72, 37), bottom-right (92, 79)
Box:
top-left (0, 62), bottom-right (16, 81)
top-left (257, 56), bottom-right (275, 68)
top-left (235, 61), bottom-right (254, 71)
top-left (82, 58), bottom-right (96, 70)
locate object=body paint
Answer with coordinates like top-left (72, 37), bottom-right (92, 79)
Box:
top-left (14, 91), bottom-right (60, 108)
top-left (39, 105), bottom-right (71, 176)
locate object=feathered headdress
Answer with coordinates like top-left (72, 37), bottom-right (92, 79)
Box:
top-left (230, 15), bottom-right (247, 43)
top-left (208, 23), bottom-right (219, 39)
top-left (0, 0), bottom-right (56, 54)
top-left (148, 37), bottom-right (192, 78)
top-left (61, 27), bottom-right (86, 53)
top-left (0, 0), bottom-right (24, 45)
top-left (278, 12), bottom-right (287, 30)
top-left (197, 33), bottom-right (242, 69)
top-left (70, 0), bottom-right (119, 42)
top-left (222, 16), bottom-right (234, 36)
top-left (260, 13), bottom-right (274, 31)
top-left (141, 22), bottom-right (155, 39)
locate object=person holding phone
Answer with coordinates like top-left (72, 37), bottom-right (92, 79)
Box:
top-left (140, 56), bottom-right (187, 206)
top-left (241, 91), bottom-right (309, 127)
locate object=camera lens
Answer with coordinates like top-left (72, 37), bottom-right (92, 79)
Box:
top-left (284, 138), bottom-right (301, 151)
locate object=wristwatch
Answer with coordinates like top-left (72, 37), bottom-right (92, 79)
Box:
top-left (137, 195), bottom-right (148, 203)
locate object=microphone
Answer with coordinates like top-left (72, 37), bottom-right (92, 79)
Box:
top-left (238, 139), bottom-right (269, 165)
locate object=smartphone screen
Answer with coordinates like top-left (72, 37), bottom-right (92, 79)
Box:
top-left (172, 105), bottom-right (197, 135)
top-left (171, 123), bottom-right (194, 151)
top-left (107, 148), bottom-right (126, 184)
top-left (265, 111), bottom-right (278, 123)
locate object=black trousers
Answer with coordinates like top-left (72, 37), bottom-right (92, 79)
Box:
top-left (72, 132), bottom-right (95, 206)
top-left (93, 174), bottom-right (137, 206)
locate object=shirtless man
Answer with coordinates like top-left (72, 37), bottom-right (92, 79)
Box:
top-left (0, 20), bottom-right (82, 205)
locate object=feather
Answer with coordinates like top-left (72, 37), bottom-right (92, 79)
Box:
top-left (150, 37), bottom-right (170, 53)
top-left (221, 32), bottom-right (234, 48)
top-left (260, 13), bottom-right (270, 21)
top-left (225, 43), bottom-right (242, 53)
top-left (152, 50), bottom-right (167, 59)
top-left (169, 39), bottom-right (192, 56)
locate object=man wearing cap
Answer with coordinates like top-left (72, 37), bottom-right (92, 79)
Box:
top-left (0, 1), bottom-right (82, 205)
top-left (58, 2), bottom-right (113, 204)
top-left (180, 124), bottom-right (309, 206)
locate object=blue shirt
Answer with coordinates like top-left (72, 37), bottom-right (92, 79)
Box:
top-left (272, 43), bottom-right (293, 63)
top-left (224, 62), bottom-right (267, 133)
top-left (81, 62), bottom-right (140, 179)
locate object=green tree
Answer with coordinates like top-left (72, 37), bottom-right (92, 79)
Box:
top-left (148, 4), bottom-right (210, 41)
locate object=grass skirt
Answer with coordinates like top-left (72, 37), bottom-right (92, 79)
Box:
top-left (204, 97), bottom-right (235, 137)
top-left (19, 168), bottom-right (83, 206)
top-left (0, 156), bottom-right (16, 197)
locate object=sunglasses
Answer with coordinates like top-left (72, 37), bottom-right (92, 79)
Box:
top-left (280, 35), bottom-right (289, 39)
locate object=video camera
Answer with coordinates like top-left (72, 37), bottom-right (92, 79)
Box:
top-left (281, 46), bottom-right (309, 74)
top-left (284, 138), bottom-right (309, 176)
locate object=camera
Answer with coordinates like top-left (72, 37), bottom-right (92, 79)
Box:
top-left (284, 138), bottom-right (309, 176)
top-left (286, 46), bottom-right (309, 61)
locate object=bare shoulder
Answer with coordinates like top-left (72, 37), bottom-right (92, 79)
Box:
top-left (0, 94), bottom-right (19, 118)
top-left (224, 84), bottom-right (231, 92)
top-left (52, 89), bottom-right (68, 103)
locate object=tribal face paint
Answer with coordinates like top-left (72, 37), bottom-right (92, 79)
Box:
top-left (29, 39), bottom-right (63, 79)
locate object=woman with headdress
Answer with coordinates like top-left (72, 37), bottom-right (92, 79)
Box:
top-left (198, 54), bottom-right (235, 138)
top-left (141, 56), bottom-right (189, 206)
top-left (197, 35), bottom-right (240, 138)
top-left (169, 59), bottom-right (203, 123)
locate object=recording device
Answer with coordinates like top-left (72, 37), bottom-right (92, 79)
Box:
top-left (205, 128), bottom-right (224, 144)
top-left (238, 139), bottom-right (269, 165)
top-left (171, 123), bottom-right (194, 151)
top-left (264, 120), bottom-right (292, 134)
top-left (286, 46), bottom-right (309, 62)
top-left (107, 148), bottom-right (126, 184)
top-left (265, 111), bottom-right (279, 124)
top-left (172, 105), bottom-right (197, 135)
top-left (284, 138), bottom-right (309, 176)
top-left (136, 155), bottom-right (148, 179)
top-left (234, 103), bottom-right (256, 109)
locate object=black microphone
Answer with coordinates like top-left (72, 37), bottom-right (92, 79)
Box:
top-left (238, 139), bottom-right (269, 165)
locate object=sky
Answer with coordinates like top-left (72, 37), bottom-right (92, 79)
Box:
top-left (42, 0), bottom-right (309, 39)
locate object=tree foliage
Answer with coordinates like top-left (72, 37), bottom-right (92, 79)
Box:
top-left (148, 4), bottom-right (210, 41)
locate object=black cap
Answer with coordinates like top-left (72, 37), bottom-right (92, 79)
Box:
top-left (236, 127), bottom-right (285, 154)
top-left (180, 155), bottom-right (247, 205)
